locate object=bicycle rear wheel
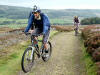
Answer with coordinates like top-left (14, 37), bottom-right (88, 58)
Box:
top-left (42, 41), bottom-right (52, 62)
top-left (75, 28), bottom-right (78, 36)
top-left (21, 47), bottom-right (35, 73)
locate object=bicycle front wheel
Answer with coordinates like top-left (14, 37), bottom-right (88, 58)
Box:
top-left (21, 47), bottom-right (35, 73)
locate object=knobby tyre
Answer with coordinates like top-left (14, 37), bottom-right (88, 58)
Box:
top-left (21, 47), bottom-right (35, 73)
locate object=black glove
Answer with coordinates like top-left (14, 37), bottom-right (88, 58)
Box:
top-left (23, 31), bottom-right (28, 35)
top-left (40, 32), bottom-right (43, 35)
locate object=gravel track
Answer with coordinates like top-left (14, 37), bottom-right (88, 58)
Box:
top-left (18, 32), bottom-right (86, 75)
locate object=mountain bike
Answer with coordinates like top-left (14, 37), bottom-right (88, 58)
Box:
top-left (21, 33), bottom-right (52, 73)
top-left (74, 23), bottom-right (79, 36)
top-left (74, 27), bottom-right (78, 36)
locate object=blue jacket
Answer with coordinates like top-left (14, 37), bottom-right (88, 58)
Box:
top-left (24, 12), bottom-right (51, 35)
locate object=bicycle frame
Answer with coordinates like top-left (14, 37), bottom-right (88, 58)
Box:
top-left (30, 35), bottom-right (44, 58)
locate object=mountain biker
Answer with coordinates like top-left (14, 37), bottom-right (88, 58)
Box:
top-left (74, 16), bottom-right (79, 33)
top-left (24, 5), bottom-right (51, 53)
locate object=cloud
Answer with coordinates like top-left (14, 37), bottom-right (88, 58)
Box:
top-left (0, 0), bottom-right (100, 9)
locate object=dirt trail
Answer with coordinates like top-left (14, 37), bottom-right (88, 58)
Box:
top-left (18, 32), bottom-right (86, 75)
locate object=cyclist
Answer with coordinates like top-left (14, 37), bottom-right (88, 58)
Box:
top-left (74, 16), bottom-right (79, 34)
top-left (24, 5), bottom-right (51, 53)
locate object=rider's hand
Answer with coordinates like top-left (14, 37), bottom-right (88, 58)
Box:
top-left (29, 30), bottom-right (34, 34)
top-left (22, 30), bottom-right (27, 35)
top-left (23, 31), bottom-right (29, 35)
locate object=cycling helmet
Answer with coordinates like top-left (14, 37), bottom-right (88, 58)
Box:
top-left (74, 16), bottom-right (78, 18)
top-left (33, 5), bottom-right (41, 13)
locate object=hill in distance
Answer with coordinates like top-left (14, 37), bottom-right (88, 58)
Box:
top-left (0, 5), bottom-right (100, 19)
top-left (0, 5), bottom-right (100, 25)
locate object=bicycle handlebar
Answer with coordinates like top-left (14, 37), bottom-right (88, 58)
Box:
top-left (23, 32), bottom-right (43, 36)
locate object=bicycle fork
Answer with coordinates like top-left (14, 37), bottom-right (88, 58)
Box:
top-left (28, 46), bottom-right (34, 60)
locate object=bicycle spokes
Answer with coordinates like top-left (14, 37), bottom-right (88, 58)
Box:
top-left (21, 47), bottom-right (34, 73)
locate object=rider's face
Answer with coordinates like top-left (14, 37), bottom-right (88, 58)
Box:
top-left (34, 12), bottom-right (40, 19)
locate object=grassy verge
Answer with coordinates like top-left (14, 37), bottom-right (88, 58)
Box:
top-left (0, 42), bottom-right (28, 75)
top-left (79, 36), bottom-right (97, 75)
top-left (0, 30), bottom-right (59, 75)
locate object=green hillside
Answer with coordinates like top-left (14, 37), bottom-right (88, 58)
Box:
top-left (0, 5), bottom-right (100, 25)
top-left (0, 5), bottom-right (100, 19)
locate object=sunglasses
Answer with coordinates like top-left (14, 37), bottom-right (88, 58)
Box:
top-left (32, 12), bottom-right (39, 14)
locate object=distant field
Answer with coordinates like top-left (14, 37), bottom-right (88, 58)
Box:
top-left (50, 18), bottom-right (73, 25)
top-left (0, 18), bottom-right (27, 28)
top-left (0, 18), bottom-right (74, 27)
top-left (0, 17), bottom-right (81, 28)
top-left (0, 17), bottom-right (84, 29)
top-left (0, 24), bottom-right (27, 29)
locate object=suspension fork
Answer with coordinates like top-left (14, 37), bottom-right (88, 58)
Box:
top-left (30, 35), bottom-right (37, 59)
top-left (28, 46), bottom-right (34, 60)
top-left (31, 35), bottom-right (40, 57)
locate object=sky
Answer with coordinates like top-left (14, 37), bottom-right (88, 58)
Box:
top-left (0, 0), bottom-right (100, 9)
